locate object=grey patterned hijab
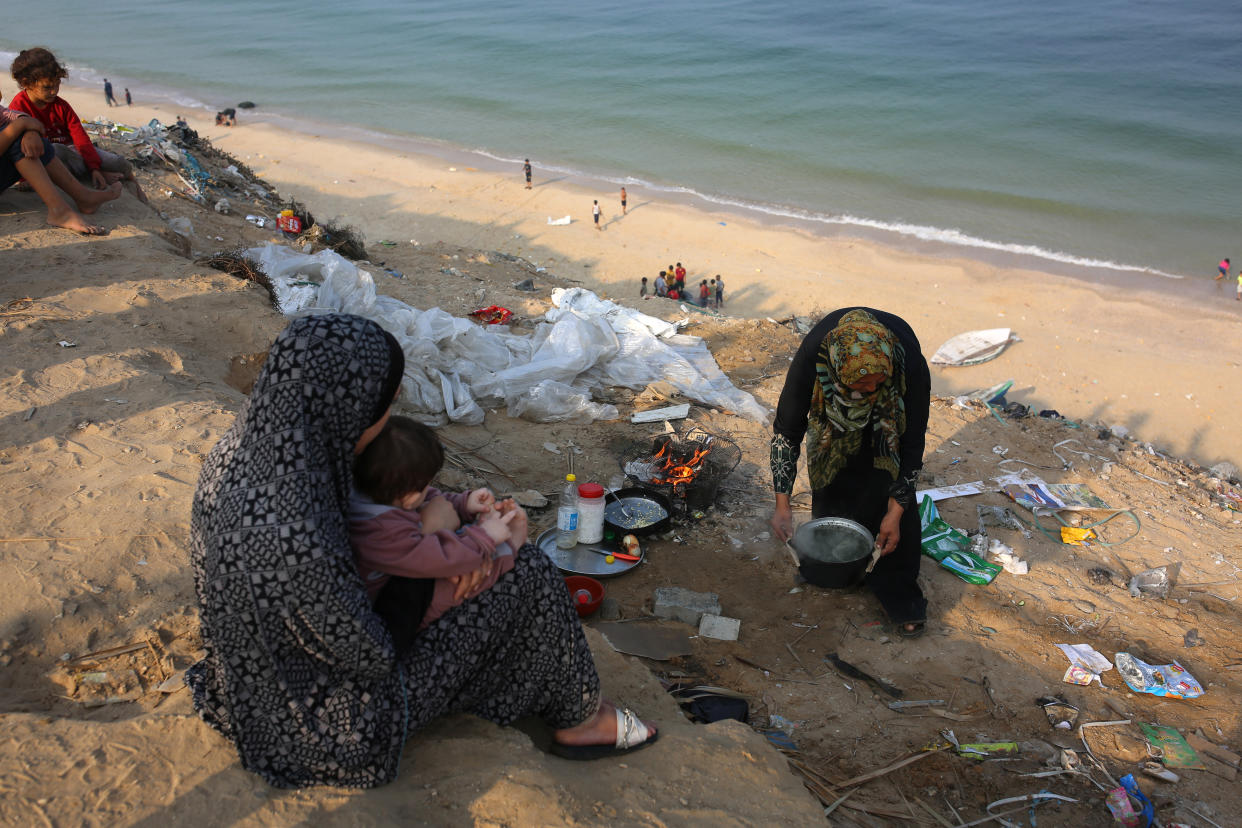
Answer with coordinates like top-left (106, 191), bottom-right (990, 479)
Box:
top-left (187, 313), bottom-right (408, 788)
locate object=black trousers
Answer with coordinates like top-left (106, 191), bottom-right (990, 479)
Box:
top-left (810, 451), bottom-right (927, 625)
top-left (372, 576), bottom-right (435, 654)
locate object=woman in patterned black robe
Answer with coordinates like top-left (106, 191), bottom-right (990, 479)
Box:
top-left (187, 313), bottom-right (655, 788)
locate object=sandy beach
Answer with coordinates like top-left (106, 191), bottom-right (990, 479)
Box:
top-left (86, 83), bottom-right (1239, 469)
top-left (1, 80), bottom-right (1240, 826)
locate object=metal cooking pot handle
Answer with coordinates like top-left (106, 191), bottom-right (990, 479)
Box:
top-left (864, 544), bottom-right (882, 574)
top-left (784, 540), bottom-right (801, 568)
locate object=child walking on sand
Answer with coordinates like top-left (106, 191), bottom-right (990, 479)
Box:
top-left (1, 89), bottom-right (120, 234)
top-left (9, 48), bottom-right (146, 202)
top-left (349, 415), bottom-right (522, 650)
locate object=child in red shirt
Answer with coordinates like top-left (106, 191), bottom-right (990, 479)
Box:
top-left (9, 48), bottom-right (146, 202)
top-left (1, 88), bottom-right (119, 234)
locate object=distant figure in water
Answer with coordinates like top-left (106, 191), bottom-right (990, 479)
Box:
top-left (103, 78), bottom-right (116, 107)
top-left (215, 108), bottom-right (236, 126)
top-left (1216, 257), bottom-right (1230, 281)
top-left (124, 88), bottom-right (131, 106)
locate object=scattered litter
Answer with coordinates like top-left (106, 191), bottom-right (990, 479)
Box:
top-left (1119, 773), bottom-right (1155, 827)
top-left (1129, 563), bottom-right (1180, 598)
top-left (546, 215), bottom-right (572, 226)
top-left (76, 669), bottom-right (143, 707)
top-left (214, 197), bottom-right (231, 214)
top-left (630, 403), bottom-right (690, 424)
top-left (57, 340), bottom-right (77, 348)
top-left (245, 214), bottom-right (267, 228)
top-left (157, 673), bottom-right (185, 693)
top-left (513, 278), bottom-right (536, 291)
top-left (761, 729), bottom-right (797, 751)
top-left (930, 328), bottom-right (1020, 366)
top-left (1038, 696), bottom-right (1079, 729)
top-left (1183, 628), bottom-right (1203, 647)
top-left (767, 713), bottom-right (797, 734)
top-left (988, 539), bottom-right (1028, 575)
top-left (669, 684), bottom-right (748, 724)
top-left (1004, 478), bottom-right (1111, 511)
top-left (1142, 762), bottom-right (1179, 783)
top-left (467, 305), bottom-right (512, 325)
top-left (991, 445), bottom-right (1009, 457)
top-left (1114, 652), bottom-right (1203, 699)
top-left (977, 504), bottom-right (1031, 538)
top-left (542, 443), bottom-right (562, 454)
top-left (1137, 723), bottom-right (1204, 769)
top-left (595, 621), bottom-right (692, 661)
top-left (1061, 526), bottom-right (1096, 545)
top-left (918, 497), bottom-right (1001, 584)
top-left (1056, 643), bottom-right (1113, 686)
top-left (1104, 782), bottom-right (1144, 827)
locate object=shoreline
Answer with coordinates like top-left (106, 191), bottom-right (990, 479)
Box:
top-left (50, 73), bottom-right (1217, 290)
top-left (53, 80), bottom-right (1242, 468)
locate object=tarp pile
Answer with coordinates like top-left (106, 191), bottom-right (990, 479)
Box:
top-left (243, 244), bottom-right (770, 426)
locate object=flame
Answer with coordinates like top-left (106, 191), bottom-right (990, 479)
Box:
top-left (649, 444), bottom-right (712, 491)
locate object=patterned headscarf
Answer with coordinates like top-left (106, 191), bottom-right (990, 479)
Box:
top-left (806, 310), bottom-right (906, 488)
top-left (187, 313), bottom-right (407, 788)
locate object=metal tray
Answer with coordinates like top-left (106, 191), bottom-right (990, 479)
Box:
top-left (537, 528), bottom-right (644, 577)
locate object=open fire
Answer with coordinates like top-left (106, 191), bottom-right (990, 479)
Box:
top-left (621, 427), bottom-right (741, 514)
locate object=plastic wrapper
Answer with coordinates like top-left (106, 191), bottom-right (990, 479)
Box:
top-left (1128, 563), bottom-right (1180, 598)
top-left (918, 496), bottom-right (1001, 585)
top-left (507, 380), bottom-right (619, 424)
top-left (1114, 652), bottom-right (1204, 699)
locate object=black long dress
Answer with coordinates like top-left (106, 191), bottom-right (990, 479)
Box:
top-left (187, 314), bottom-right (599, 788)
top-left (772, 308), bottom-right (930, 624)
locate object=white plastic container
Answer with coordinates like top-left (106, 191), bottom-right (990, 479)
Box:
top-left (556, 473), bottom-right (579, 549)
top-left (576, 482), bottom-right (606, 544)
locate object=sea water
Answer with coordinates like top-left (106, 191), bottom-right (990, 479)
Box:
top-left (3, 0), bottom-right (1239, 282)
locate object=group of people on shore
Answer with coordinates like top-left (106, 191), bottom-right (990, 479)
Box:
top-left (1, 47), bottom-right (147, 235)
top-left (640, 262), bottom-right (724, 309)
top-left (102, 78), bottom-right (131, 107)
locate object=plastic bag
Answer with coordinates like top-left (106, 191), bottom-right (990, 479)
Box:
top-left (1114, 652), bottom-right (1203, 699)
top-left (506, 379), bottom-right (619, 424)
top-left (919, 496), bottom-right (1001, 585)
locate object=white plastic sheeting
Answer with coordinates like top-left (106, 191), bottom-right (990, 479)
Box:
top-left (243, 244), bottom-right (769, 426)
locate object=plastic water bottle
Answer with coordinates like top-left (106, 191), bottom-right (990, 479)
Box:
top-left (556, 473), bottom-right (579, 549)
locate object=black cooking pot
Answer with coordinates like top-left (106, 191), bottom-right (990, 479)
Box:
top-left (790, 517), bottom-right (876, 589)
top-left (603, 486), bottom-right (672, 537)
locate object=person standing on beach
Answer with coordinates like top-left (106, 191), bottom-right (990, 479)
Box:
top-left (1217, 258), bottom-right (1230, 281)
top-left (715, 275), bottom-right (724, 308)
top-left (709, 279), bottom-right (717, 308)
top-left (593, 199), bottom-right (601, 230)
top-left (523, 159), bottom-right (532, 189)
top-left (698, 280), bottom-right (710, 308)
top-left (103, 78), bottom-right (116, 107)
top-left (655, 271), bottom-right (667, 297)
top-left (640, 276), bottom-right (649, 297)
top-left (620, 186), bottom-right (627, 215)
top-left (124, 88), bottom-right (131, 106)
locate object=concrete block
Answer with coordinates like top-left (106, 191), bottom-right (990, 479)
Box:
top-left (698, 614), bottom-right (741, 641)
top-left (652, 587), bottom-right (720, 626)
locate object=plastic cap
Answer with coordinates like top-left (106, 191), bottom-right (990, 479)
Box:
top-left (566, 473), bottom-right (576, 482)
top-left (577, 483), bottom-right (605, 498)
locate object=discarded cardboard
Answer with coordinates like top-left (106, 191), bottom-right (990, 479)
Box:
top-left (596, 621), bottom-right (692, 661)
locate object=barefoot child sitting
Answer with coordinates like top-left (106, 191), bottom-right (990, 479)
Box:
top-left (8, 48), bottom-right (146, 202)
top-left (349, 415), bottom-right (524, 651)
top-left (1, 87), bottom-right (120, 234)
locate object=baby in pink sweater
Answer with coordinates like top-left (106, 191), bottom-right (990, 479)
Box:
top-left (349, 415), bottom-right (527, 650)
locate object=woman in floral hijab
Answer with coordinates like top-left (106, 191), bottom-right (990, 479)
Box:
top-left (769, 309), bottom-right (931, 636)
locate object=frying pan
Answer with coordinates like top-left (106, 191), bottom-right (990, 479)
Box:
top-left (603, 486), bottom-right (672, 536)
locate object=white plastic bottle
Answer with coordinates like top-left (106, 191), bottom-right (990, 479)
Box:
top-left (576, 482), bottom-right (606, 544)
top-left (556, 473), bottom-right (579, 549)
